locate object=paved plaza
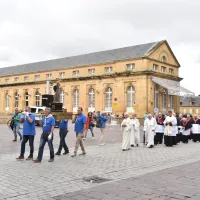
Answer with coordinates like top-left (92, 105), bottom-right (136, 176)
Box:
top-left (1, 122), bottom-right (200, 199)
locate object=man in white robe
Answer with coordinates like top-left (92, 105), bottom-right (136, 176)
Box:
top-left (121, 113), bottom-right (131, 151)
top-left (144, 114), bottom-right (157, 148)
top-left (130, 114), bottom-right (140, 147)
top-left (164, 111), bottom-right (177, 147)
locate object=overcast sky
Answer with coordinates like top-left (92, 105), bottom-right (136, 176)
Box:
top-left (0, 0), bottom-right (199, 94)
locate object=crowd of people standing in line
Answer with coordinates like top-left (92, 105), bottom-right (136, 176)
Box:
top-left (121, 110), bottom-right (200, 151)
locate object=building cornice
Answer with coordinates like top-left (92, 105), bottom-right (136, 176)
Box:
top-left (0, 70), bottom-right (182, 88)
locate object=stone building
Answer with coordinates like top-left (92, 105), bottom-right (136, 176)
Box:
top-left (0, 40), bottom-right (194, 117)
top-left (180, 96), bottom-right (200, 116)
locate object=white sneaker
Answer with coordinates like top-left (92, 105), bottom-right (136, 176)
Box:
top-left (99, 143), bottom-right (105, 146)
top-left (92, 137), bottom-right (95, 140)
top-left (83, 138), bottom-right (86, 140)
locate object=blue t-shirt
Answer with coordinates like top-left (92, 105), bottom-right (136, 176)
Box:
top-left (74, 114), bottom-right (86, 133)
top-left (21, 114), bottom-right (36, 136)
top-left (59, 120), bottom-right (68, 129)
top-left (42, 115), bottom-right (56, 132)
top-left (100, 115), bottom-right (108, 128)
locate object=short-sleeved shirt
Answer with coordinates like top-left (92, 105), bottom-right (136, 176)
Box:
top-left (21, 114), bottom-right (36, 136)
top-left (13, 113), bottom-right (22, 125)
top-left (74, 114), bottom-right (86, 133)
top-left (42, 115), bottom-right (56, 132)
top-left (59, 120), bottom-right (68, 129)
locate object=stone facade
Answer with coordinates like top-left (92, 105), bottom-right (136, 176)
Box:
top-left (0, 40), bottom-right (181, 117)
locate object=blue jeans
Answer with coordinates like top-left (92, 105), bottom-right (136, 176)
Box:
top-left (84, 125), bottom-right (94, 138)
top-left (20, 135), bottom-right (34, 156)
top-left (13, 124), bottom-right (22, 139)
top-left (37, 133), bottom-right (54, 161)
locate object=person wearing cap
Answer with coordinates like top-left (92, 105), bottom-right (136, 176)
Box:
top-left (34, 107), bottom-right (55, 163)
top-left (130, 113), bottom-right (140, 147)
top-left (16, 106), bottom-right (36, 160)
top-left (144, 113), bottom-right (157, 148)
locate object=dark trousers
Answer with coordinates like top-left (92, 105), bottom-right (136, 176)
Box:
top-left (154, 133), bottom-right (164, 145)
top-left (177, 133), bottom-right (182, 143)
top-left (182, 135), bottom-right (189, 143)
top-left (57, 129), bottom-right (69, 153)
top-left (164, 135), bottom-right (173, 147)
top-left (20, 135), bottom-right (34, 156)
top-left (37, 133), bottom-right (54, 161)
top-left (193, 134), bottom-right (200, 142)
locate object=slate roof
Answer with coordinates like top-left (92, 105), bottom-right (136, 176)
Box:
top-left (0, 41), bottom-right (163, 77)
top-left (180, 96), bottom-right (200, 106)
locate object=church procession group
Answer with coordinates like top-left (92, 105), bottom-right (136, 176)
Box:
top-left (121, 111), bottom-right (200, 150)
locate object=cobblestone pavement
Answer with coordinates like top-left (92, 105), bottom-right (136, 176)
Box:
top-left (54, 160), bottom-right (200, 200)
top-left (1, 123), bottom-right (200, 199)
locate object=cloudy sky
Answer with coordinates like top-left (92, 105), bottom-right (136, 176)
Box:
top-left (0, 0), bottom-right (199, 94)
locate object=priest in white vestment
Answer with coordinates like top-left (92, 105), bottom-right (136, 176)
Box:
top-left (130, 114), bottom-right (140, 147)
top-left (144, 114), bottom-right (157, 148)
top-left (121, 113), bottom-right (131, 151)
top-left (164, 110), bottom-right (177, 147)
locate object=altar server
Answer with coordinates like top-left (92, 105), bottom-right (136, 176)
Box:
top-left (155, 112), bottom-right (165, 145)
top-left (181, 117), bottom-right (192, 143)
top-left (191, 114), bottom-right (200, 142)
top-left (177, 114), bottom-right (183, 143)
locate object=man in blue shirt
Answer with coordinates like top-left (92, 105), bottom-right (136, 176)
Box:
top-left (12, 108), bottom-right (22, 142)
top-left (16, 106), bottom-right (36, 160)
top-left (71, 107), bottom-right (86, 157)
top-left (55, 119), bottom-right (69, 156)
top-left (34, 107), bottom-right (55, 163)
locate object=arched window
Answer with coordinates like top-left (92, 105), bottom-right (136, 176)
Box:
top-left (5, 93), bottom-right (9, 108)
top-left (35, 91), bottom-right (40, 106)
top-left (105, 87), bottom-right (112, 112)
top-left (60, 90), bottom-right (64, 104)
top-left (88, 88), bottom-right (95, 110)
top-left (73, 89), bottom-right (79, 109)
top-left (127, 86), bottom-right (135, 108)
top-left (162, 89), bottom-right (167, 110)
top-left (14, 91), bottom-right (19, 108)
top-left (25, 92), bottom-right (29, 106)
top-left (161, 56), bottom-right (167, 63)
top-left (154, 85), bottom-right (159, 109)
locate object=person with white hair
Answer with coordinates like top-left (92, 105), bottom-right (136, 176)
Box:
top-left (121, 112), bottom-right (131, 151)
top-left (181, 117), bottom-right (192, 143)
top-left (144, 113), bottom-right (157, 148)
top-left (191, 114), bottom-right (200, 142)
top-left (130, 113), bottom-right (140, 147)
top-left (164, 110), bottom-right (177, 147)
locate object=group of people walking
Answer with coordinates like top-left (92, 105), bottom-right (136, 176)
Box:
top-left (121, 110), bottom-right (200, 150)
top-left (11, 107), bottom-right (109, 162)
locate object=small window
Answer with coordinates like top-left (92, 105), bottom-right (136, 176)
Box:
top-left (105, 67), bottom-right (112, 73)
top-left (161, 56), bottom-right (167, 63)
top-left (180, 102), bottom-right (183, 106)
top-left (153, 64), bottom-right (158, 71)
top-left (35, 75), bottom-right (40, 80)
top-left (161, 66), bottom-right (167, 73)
top-left (169, 68), bottom-right (174, 74)
top-left (30, 108), bottom-right (36, 113)
top-left (24, 76), bottom-right (29, 81)
top-left (5, 78), bottom-right (9, 83)
top-left (88, 68), bottom-right (95, 74)
top-left (59, 72), bottom-right (65, 77)
top-left (46, 73), bottom-right (52, 79)
top-left (73, 70), bottom-right (79, 76)
top-left (14, 77), bottom-right (19, 82)
top-left (126, 63), bottom-right (135, 71)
